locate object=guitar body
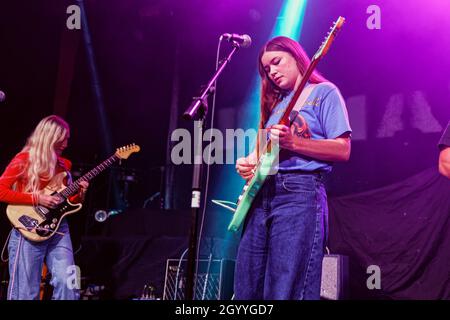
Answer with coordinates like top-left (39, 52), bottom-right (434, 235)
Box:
top-left (228, 146), bottom-right (278, 232)
top-left (6, 172), bottom-right (82, 242)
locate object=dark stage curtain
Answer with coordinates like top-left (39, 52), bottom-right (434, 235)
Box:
top-left (328, 167), bottom-right (450, 299)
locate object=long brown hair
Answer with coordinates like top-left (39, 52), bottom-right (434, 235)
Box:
top-left (257, 36), bottom-right (327, 129)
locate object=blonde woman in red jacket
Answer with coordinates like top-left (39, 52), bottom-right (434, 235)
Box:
top-left (0, 115), bottom-right (88, 300)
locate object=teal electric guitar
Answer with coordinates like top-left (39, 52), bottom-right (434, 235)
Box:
top-left (219, 17), bottom-right (345, 232)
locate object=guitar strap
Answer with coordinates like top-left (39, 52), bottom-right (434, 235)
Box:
top-left (288, 83), bottom-right (317, 125)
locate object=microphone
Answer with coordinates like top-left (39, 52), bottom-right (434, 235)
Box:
top-left (0, 90), bottom-right (5, 103)
top-left (220, 33), bottom-right (252, 48)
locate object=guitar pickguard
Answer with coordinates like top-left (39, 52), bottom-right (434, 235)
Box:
top-left (35, 200), bottom-right (79, 237)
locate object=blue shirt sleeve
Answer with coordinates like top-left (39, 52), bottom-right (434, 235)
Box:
top-left (319, 86), bottom-right (352, 139)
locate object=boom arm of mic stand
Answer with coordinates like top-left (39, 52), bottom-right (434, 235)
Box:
top-left (183, 45), bottom-right (240, 120)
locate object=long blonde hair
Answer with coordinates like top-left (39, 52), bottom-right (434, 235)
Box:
top-left (21, 115), bottom-right (70, 196)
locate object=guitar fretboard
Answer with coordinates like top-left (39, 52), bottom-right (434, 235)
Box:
top-left (60, 154), bottom-right (119, 198)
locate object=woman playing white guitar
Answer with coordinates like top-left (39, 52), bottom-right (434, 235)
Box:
top-left (0, 115), bottom-right (88, 300)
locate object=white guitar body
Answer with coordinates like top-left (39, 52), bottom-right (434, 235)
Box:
top-left (6, 172), bottom-right (82, 242)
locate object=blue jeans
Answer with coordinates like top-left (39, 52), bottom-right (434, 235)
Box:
top-left (7, 220), bottom-right (79, 300)
top-left (234, 172), bottom-right (328, 300)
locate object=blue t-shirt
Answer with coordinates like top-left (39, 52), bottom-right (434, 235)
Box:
top-left (265, 82), bottom-right (352, 173)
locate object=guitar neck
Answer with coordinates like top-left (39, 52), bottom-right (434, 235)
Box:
top-left (60, 154), bottom-right (120, 198)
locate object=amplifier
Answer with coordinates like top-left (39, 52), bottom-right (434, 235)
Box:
top-left (163, 259), bottom-right (234, 300)
top-left (320, 254), bottom-right (349, 300)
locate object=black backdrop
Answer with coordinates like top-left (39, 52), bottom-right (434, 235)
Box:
top-left (329, 167), bottom-right (450, 299)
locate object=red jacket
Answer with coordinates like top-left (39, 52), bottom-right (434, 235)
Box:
top-left (0, 152), bottom-right (82, 205)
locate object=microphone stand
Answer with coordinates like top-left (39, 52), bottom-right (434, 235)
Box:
top-left (182, 41), bottom-right (241, 300)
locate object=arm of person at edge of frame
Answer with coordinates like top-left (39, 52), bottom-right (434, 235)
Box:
top-left (439, 147), bottom-right (450, 179)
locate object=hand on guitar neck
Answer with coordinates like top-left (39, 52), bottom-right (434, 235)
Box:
top-left (76, 180), bottom-right (89, 202)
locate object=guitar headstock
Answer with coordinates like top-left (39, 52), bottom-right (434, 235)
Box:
top-left (313, 16), bottom-right (345, 61)
top-left (116, 143), bottom-right (140, 159)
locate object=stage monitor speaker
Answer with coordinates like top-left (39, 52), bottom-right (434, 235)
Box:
top-left (320, 254), bottom-right (349, 300)
top-left (163, 259), bottom-right (234, 300)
